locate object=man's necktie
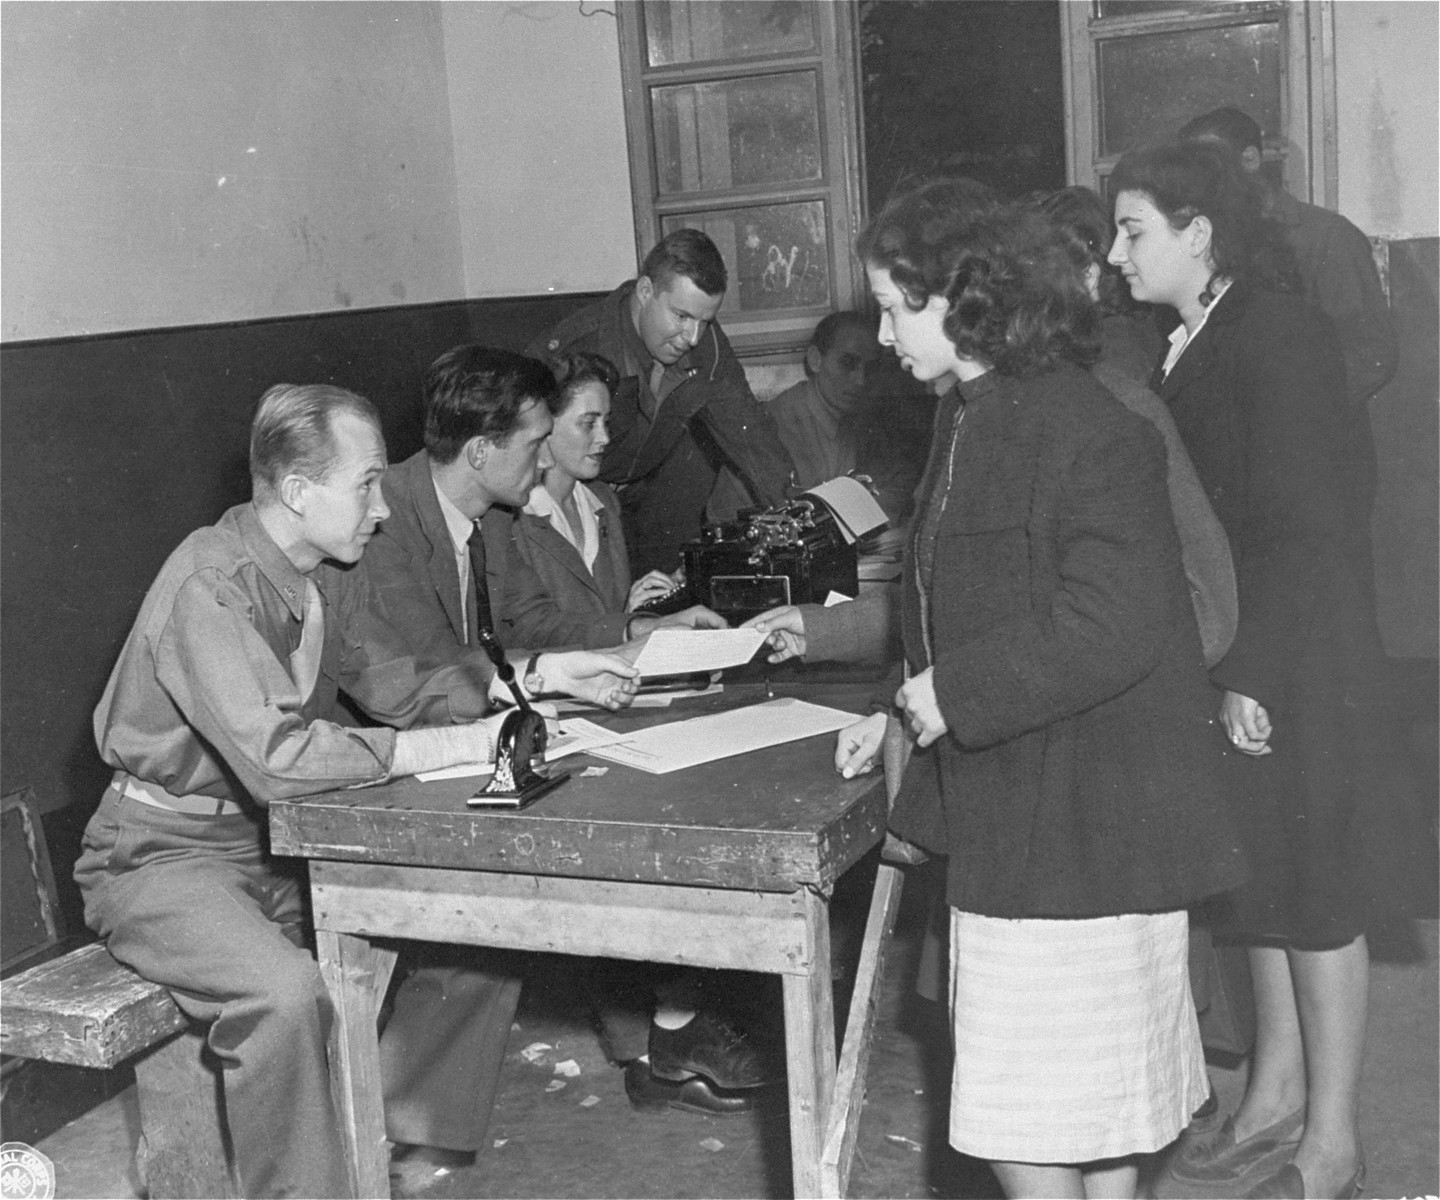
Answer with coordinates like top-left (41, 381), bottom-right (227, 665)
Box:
top-left (467, 521), bottom-right (493, 640)
top-left (289, 579), bottom-right (324, 702)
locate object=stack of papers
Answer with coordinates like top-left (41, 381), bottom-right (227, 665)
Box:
top-left (589, 698), bottom-right (857, 774)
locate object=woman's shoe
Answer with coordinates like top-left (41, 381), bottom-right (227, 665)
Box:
top-left (1167, 1106), bottom-right (1305, 1187)
top-left (1243, 1157), bottom-right (1366, 1199)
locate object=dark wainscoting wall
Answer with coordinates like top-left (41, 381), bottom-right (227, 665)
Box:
top-left (1, 293), bottom-right (601, 931)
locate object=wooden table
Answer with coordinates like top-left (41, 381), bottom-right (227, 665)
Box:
top-left (269, 683), bottom-right (904, 1199)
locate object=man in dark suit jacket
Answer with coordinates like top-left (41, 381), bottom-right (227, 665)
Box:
top-left (360, 344), bottom-right (770, 1117)
top-left (531, 229), bottom-right (795, 574)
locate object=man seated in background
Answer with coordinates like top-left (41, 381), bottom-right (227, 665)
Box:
top-left (359, 344), bottom-right (773, 1117)
top-left (533, 228), bottom-right (795, 574)
top-left (73, 383), bottom-right (638, 1198)
top-left (769, 310), bottom-right (929, 525)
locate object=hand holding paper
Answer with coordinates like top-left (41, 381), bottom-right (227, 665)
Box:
top-left (629, 628), bottom-right (767, 677)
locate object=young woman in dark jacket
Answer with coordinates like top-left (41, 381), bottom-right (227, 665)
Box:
top-left (1109, 140), bottom-right (1379, 1200)
top-left (820, 182), bottom-right (1247, 1199)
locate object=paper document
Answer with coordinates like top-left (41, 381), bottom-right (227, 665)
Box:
top-left (630, 628), bottom-right (766, 678)
top-left (589, 698), bottom-right (858, 774)
top-left (805, 476), bottom-right (888, 544)
top-left (415, 718), bottom-right (624, 781)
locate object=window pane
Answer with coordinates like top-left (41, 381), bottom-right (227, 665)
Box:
top-left (1097, 21), bottom-right (1281, 156)
top-left (1093, 1), bottom-right (1253, 18)
top-left (645, 0), bottom-right (816, 67)
top-left (652, 72), bottom-right (822, 195)
top-left (662, 202), bottom-right (830, 312)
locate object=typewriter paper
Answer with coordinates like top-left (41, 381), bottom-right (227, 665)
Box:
top-left (630, 628), bottom-right (766, 678)
top-left (588, 698), bottom-right (857, 774)
top-left (806, 476), bottom-right (888, 543)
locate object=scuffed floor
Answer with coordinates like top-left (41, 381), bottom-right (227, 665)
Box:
top-left (11, 884), bottom-right (1438, 1200)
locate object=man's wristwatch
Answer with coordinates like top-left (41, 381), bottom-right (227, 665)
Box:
top-left (523, 653), bottom-right (545, 697)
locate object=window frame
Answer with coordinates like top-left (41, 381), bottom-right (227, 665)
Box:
top-left (615, 0), bottom-right (867, 361)
top-left (1060, 0), bottom-right (1337, 206)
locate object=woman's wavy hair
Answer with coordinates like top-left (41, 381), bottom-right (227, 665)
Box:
top-left (1109, 140), bottom-right (1299, 299)
top-left (1032, 185), bottom-right (1131, 314)
top-left (856, 177), bottom-right (1100, 377)
top-left (548, 351), bottom-right (620, 417)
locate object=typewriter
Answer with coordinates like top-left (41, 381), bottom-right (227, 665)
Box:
top-left (638, 476), bottom-right (888, 624)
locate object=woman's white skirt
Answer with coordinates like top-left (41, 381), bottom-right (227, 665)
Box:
top-left (948, 908), bottom-right (1205, 1163)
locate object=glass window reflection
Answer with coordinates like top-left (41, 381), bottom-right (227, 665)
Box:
top-left (662, 202), bottom-right (830, 313)
top-left (645, 0), bottom-right (816, 66)
top-left (653, 73), bottom-right (822, 195)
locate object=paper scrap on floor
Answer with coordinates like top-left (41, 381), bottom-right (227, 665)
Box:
top-left (589, 697), bottom-right (857, 774)
top-left (414, 717), bottom-right (622, 781)
top-left (630, 628), bottom-right (766, 677)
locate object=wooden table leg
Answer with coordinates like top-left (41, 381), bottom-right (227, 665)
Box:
top-left (782, 886), bottom-right (838, 1200)
top-left (315, 930), bottom-right (397, 1200)
top-left (821, 861), bottom-right (905, 1198)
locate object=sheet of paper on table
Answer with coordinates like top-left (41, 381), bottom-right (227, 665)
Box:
top-left (588, 698), bottom-right (858, 774)
top-left (630, 628), bottom-right (766, 678)
top-left (414, 718), bottom-right (623, 781)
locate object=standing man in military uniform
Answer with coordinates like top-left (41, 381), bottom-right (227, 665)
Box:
top-left (532, 228), bottom-right (794, 574)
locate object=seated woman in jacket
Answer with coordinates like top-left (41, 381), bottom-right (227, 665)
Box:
top-left (507, 351), bottom-right (719, 634)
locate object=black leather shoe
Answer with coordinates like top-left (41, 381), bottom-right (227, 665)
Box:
top-left (390, 1142), bottom-right (476, 1170)
top-left (623, 1060), bottom-right (755, 1116)
top-left (649, 1010), bottom-right (771, 1089)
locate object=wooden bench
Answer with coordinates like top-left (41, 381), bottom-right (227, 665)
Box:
top-left (1, 941), bottom-right (237, 1198)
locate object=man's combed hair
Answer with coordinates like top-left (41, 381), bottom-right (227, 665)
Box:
top-left (858, 178), bottom-right (1100, 377)
top-left (1110, 140), bottom-right (1299, 295)
top-left (423, 345), bottom-right (559, 465)
top-left (548, 351), bottom-right (620, 417)
top-left (250, 383), bottom-right (380, 492)
top-left (1178, 106), bottom-right (1263, 158)
top-left (640, 228), bottom-right (728, 297)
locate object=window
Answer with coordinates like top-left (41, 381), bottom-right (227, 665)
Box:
top-left (616, 1), bottom-right (866, 359)
top-left (1061, 0), bottom-right (1336, 204)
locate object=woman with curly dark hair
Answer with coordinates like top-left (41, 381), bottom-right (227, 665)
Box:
top-left (816, 181), bottom-right (1248, 1198)
top-left (1109, 140), bottom-right (1381, 1200)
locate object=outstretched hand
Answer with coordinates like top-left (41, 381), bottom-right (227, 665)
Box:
top-left (743, 605), bottom-right (807, 664)
top-left (543, 650), bottom-right (640, 710)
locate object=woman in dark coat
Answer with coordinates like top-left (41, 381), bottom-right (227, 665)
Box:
top-left (819, 183), bottom-right (1248, 1199)
top-left (1108, 141), bottom-right (1376, 1200)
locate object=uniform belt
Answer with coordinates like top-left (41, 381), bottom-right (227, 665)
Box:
top-left (115, 772), bottom-right (243, 817)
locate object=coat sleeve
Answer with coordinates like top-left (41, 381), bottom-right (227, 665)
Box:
top-left (1207, 305), bottom-right (1351, 711)
top-left (690, 326), bottom-right (795, 507)
top-left (1311, 216), bottom-right (1398, 405)
top-left (930, 419), bottom-right (1180, 750)
top-left (329, 566), bottom-right (495, 731)
top-left (1093, 363), bottom-right (1237, 668)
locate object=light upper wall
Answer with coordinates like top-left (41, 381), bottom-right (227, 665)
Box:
top-left (441, 1), bottom-right (637, 297)
top-left (3, 1), bottom-right (1433, 343)
top-left (0, 0), bottom-right (636, 343)
top-left (1, 1), bottom-right (466, 341)
top-left (1333, 0), bottom-right (1438, 240)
